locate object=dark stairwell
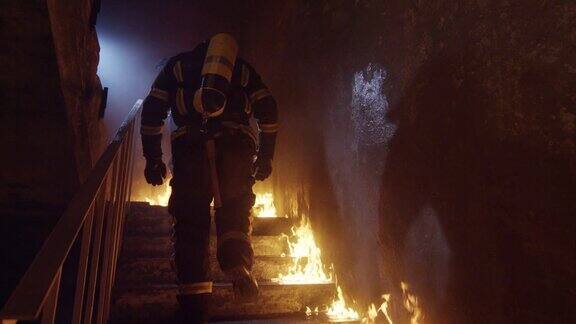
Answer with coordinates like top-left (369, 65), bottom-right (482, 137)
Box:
top-left (2, 1), bottom-right (576, 324)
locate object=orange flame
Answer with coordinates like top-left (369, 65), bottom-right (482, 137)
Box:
top-left (253, 192), bottom-right (280, 218)
top-left (274, 216), bottom-right (332, 284)
top-left (132, 175), bottom-right (172, 207)
top-left (135, 188), bottom-right (423, 322)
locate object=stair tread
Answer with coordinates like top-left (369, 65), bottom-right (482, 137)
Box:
top-left (115, 255), bottom-right (301, 287)
top-left (121, 235), bottom-right (288, 258)
top-left (112, 202), bottom-right (317, 323)
top-left (126, 202), bottom-right (296, 237)
top-left (112, 282), bottom-right (335, 322)
top-left (212, 319), bottom-right (319, 324)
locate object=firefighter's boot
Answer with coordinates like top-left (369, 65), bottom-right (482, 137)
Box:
top-left (225, 266), bottom-right (259, 301)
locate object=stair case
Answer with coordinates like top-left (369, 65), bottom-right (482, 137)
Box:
top-left (110, 202), bottom-right (335, 323)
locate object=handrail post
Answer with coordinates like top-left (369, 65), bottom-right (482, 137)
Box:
top-left (41, 267), bottom-right (62, 324)
top-left (71, 206), bottom-right (95, 324)
top-left (96, 144), bottom-right (121, 323)
top-left (83, 188), bottom-right (107, 324)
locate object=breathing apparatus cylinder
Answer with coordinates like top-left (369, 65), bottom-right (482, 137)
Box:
top-left (193, 33), bottom-right (238, 118)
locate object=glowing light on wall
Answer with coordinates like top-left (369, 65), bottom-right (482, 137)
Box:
top-left (351, 63), bottom-right (396, 145)
top-left (97, 34), bottom-right (157, 134)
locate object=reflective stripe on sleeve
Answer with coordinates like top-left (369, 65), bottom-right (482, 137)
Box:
top-left (173, 61), bottom-right (188, 116)
top-left (249, 88), bottom-right (272, 104)
top-left (149, 88), bottom-right (169, 102)
top-left (140, 124), bottom-right (163, 136)
top-left (259, 123), bottom-right (279, 133)
top-left (173, 61), bottom-right (184, 82)
top-left (175, 88), bottom-right (187, 116)
top-left (217, 231), bottom-right (250, 249)
top-left (179, 281), bottom-right (213, 295)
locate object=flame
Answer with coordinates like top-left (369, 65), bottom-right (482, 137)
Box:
top-left (132, 176), bottom-right (172, 207)
top-left (252, 192), bottom-right (279, 218)
top-left (273, 216), bottom-right (332, 284)
top-left (268, 207), bottom-right (421, 323)
top-left (305, 306), bottom-right (319, 317)
top-left (137, 186), bottom-right (275, 212)
top-left (401, 282), bottom-right (423, 324)
top-left (327, 286), bottom-right (360, 321)
top-left (273, 214), bottom-right (360, 322)
top-left (364, 294), bottom-right (393, 324)
top-left (134, 189), bottom-right (424, 323)
top-left (136, 186), bottom-right (426, 323)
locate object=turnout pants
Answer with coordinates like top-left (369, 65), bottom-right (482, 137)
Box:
top-left (168, 132), bottom-right (255, 321)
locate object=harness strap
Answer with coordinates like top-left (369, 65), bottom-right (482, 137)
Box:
top-left (171, 121), bottom-right (257, 145)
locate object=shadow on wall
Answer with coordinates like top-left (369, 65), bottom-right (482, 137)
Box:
top-left (238, 1), bottom-right (576, 323)
top-left (380, 51), bottom-right (576, 323)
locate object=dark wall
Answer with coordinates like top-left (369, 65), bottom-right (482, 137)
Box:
top-left (241, 1), bottom-right (576, 323)
top-left (0, 0), bottom-right (104, 307)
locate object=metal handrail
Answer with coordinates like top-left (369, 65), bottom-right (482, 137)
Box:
top-left (0, 100), bottom-right (143, 324)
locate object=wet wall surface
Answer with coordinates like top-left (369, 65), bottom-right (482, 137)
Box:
top-left (241, 1), bottom-right (576, 323)
top-left (97, 1), bottom-right (575, 322)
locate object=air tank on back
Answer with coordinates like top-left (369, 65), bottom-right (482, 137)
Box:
top-left (193, 33), bottom-right (238, 118)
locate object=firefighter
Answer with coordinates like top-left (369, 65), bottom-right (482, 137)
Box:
top-left (140, 33), bottom-right (278, 322)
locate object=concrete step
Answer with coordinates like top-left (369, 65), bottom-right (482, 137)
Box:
top-left (121, 235), bottom-right (288, 259)
top-left (115, 255), bottom-right (299, 287)
top-left (111, 282), bottom-right (335, 323)
top-left (246, 235), bottom-right (288, 256)
top-left (121, 236), bottom-right (172, 258)
top-left (124, 202), bottom-right (172, 237)
top-left (251, 217), bottom-right (295, 236)
top-left (115, 257), bottom-right (175, 287)
top-left (126, 202), bottom-right (297, 237)
top-left (213, 319), bottom-right (313, 324)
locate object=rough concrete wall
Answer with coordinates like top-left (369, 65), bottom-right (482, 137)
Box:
top-left (243, 1), bottom-right (576, 323)
top-left (48, 0), bottom-right (105, 180)
top-left (0, 1), bottom-right (81, 207)
top-left (0, 0), bottom-right (103, 206)
top-left (374, 1), bottom-right (576, 323)
top-left (0, 0), bottom-right (104, 308)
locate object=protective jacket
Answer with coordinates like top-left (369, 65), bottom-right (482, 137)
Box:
top-left (140, 41), bottom-right (279, 162)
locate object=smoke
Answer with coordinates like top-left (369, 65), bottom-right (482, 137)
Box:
top-left (96, 23), bottom-right (171, 200)
top-left (97, 34), bottom-right (158, 135)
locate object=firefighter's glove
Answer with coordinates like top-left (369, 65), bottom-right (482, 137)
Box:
top-left (254, 157), bottom-right (272, 181)
top-left (144, 159), bottom-right (167, 186)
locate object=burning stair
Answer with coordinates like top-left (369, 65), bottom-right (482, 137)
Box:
top-left (110, 202), bottom-right (336, 323)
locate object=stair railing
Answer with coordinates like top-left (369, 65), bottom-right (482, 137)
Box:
top-left (0, 100), bottom-right (143, 324)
